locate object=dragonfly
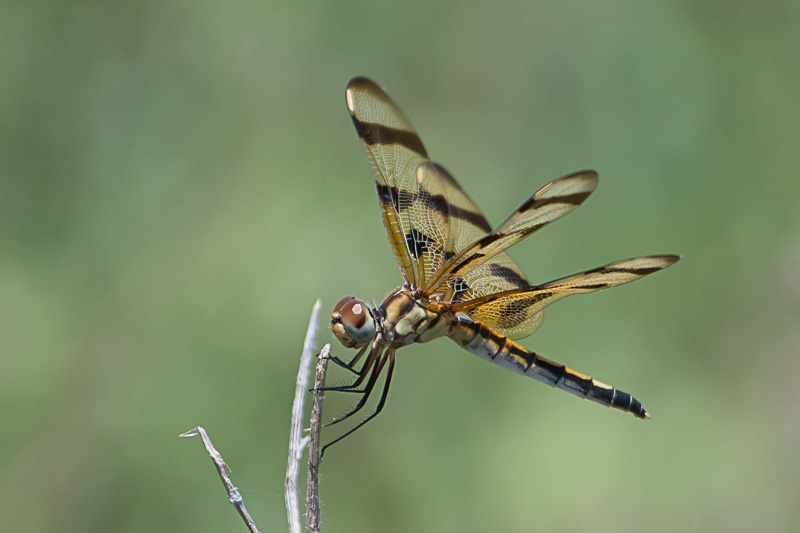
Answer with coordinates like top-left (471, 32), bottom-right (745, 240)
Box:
top-left (324, 77), bottom-right (679, 454)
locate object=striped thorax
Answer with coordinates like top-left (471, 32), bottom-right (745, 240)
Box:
top-left (332, 288), bottom-right (453, 349)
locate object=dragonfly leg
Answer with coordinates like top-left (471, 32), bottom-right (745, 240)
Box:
top-left (320, 349), bottom-right (396, 458)
top-left (317, 344), bottom-right (379, 393)
top-left (320, 344), bottom-right (370, 376)
top-left (322, 346), bottom-right (387, 427)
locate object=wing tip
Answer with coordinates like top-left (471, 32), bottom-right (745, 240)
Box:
top-left (566, 168), bottom-right (600, 189)
top-left (615, 254), bottom-right (681, 272)
top-left (654, 254), bottom-right (682, 268)
top-left (541, 169), bottom-right (599, 200)
top-left (346, 77), bottom-right (389, 114)
top-left (346, 76), bottom-right (377, 90)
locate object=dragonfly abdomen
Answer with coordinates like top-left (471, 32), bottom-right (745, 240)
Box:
top-left (449, 314), bottom-right (649, 419)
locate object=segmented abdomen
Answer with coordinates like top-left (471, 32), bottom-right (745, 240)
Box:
top-left (449, 314), bottom-right (648, 418)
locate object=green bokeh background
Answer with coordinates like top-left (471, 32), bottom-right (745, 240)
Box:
top-left (3, 2), bottom-right (799, 532)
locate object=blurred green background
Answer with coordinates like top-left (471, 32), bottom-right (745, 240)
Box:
top-left (2, 1), bottom-right (799, 531)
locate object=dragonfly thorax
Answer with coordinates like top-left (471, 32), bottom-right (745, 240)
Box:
top-left (331, 296), bottom-right (377, 348)
top-left (378, 288), bottom-right (451, 346)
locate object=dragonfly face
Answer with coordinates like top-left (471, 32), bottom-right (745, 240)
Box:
top-left (331, 296), bottom-right (376, 349)
top-left (319, 77), bottom-right (679, 455)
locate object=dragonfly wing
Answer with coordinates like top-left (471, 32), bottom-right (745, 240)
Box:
top-left (346, 77), bottom-right (430, 285)
top-left (452, 255), bottom-right (680, 339)
top-left (423, 170), bottom-right (598, 295)
top-left (414, 162), bottom-right (530, 296)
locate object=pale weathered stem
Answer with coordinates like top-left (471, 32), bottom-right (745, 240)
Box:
top-left (182, 300), bottom-right (323, 533)
top-left (179, 426), bottom-right (261, 533)
top-left (305, 344), bottom-right (329, 533)
top-left (285, 300), bottom-right (322, 533)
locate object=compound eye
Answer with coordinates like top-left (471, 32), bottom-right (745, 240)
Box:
top-left (334, 296), bottom-right (370, 328)
top-left (331, 297), bottom-right (375, 347)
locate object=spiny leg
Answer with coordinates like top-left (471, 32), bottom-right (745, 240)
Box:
top-left (318, 344), bottom-right (380, 394)
top-left (323, 346), bottom-right (387, 427)
top-left (319, 344), bottom-right (370, 377)
top-left (320, 348), bottom-right (396, 458)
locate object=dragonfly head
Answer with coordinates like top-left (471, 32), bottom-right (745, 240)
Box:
top-left (331, 296), bottom-right (376, 348)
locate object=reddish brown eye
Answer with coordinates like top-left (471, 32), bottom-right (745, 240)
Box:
top-left (334, 296), bottom-right (368, 328)
top-left (331, 296), bottom-right (375, 348)
top-left (333, 296), bottom-right (354, 314)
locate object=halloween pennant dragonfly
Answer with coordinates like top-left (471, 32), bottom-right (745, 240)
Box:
top-left (325, 77), bottom-right (678, 453)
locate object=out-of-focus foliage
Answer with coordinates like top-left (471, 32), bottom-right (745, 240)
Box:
top-left (2, 1), bottom-right (799, 531)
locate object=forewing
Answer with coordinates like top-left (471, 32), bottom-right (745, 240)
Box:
top-left (413, 163), bottom-right (531, 301)
top-left (411, 163), bottom-right (529, 303)
top-left (346, 77), bottom-right (430, 285)
top-left (403, 162), bottom-right (452, 287)
top-left (423, 170), bottom-right (599, 295)
top-left (452, 255), bottom-right (680, 340)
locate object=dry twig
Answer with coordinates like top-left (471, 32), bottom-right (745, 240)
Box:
top-left (182, 300), bottom-right (326, 532)
top-left (305, 344), bottom-right (329, 532)
top-left (179, 426), bottom-right (261, 533)
top-left (286, 300), bottom-right (323, 532)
